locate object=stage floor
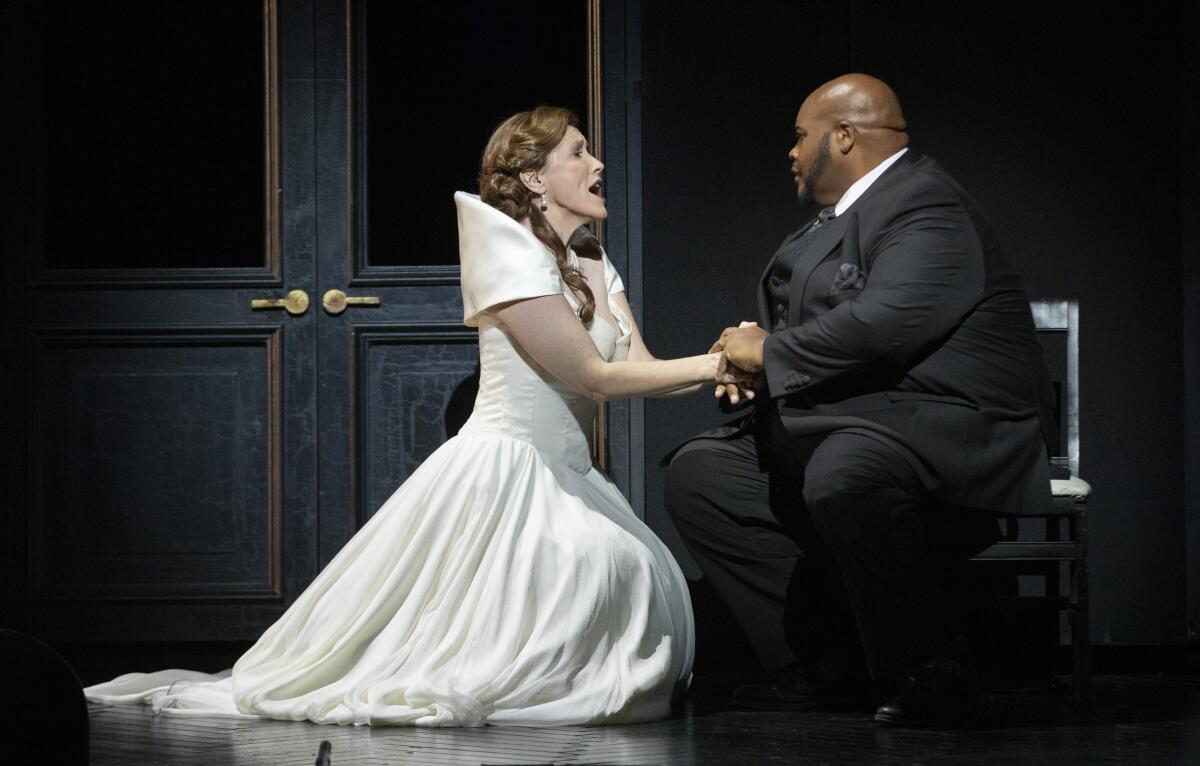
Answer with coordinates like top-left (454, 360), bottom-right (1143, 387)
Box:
top-left (87, 673), bottom-right (1200, 765)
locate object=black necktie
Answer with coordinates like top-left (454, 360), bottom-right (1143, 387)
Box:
top-left (809, 206), bottom-right (836, 234)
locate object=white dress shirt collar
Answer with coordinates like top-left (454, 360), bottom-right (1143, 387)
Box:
top-left (833, 147), bottom-right (909, 217)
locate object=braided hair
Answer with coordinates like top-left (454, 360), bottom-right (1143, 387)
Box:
top-left (478, 106), bottom-right (595, 322)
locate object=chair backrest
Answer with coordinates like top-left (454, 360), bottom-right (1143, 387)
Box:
top-left (1030, 300), bottom-right (1080, 476)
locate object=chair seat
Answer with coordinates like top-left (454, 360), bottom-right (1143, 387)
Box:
top-left (1051, 475), bottom-right (1091, 498)
top-left (1003, 476), bottom-right (1091, 517)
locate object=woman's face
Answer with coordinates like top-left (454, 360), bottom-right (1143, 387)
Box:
top-left (538, 126), bottom-right (606, 227)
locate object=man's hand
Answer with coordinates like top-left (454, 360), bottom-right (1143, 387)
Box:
top-left (711, 322), bottom-right (761, 404)
top-left (722, 324), bottom-right (769, 374)
top-left (709, 322), bottom-right (750, 353)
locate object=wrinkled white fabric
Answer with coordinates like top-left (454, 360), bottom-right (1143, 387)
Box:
top-left (84, 192), bottom-right (694, 727)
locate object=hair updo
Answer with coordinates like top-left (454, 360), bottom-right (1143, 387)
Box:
top-left (478, 106), bottom-right (595, 323)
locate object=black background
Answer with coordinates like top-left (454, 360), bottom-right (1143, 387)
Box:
top-left (638, 1), bottom-right (1195, 647)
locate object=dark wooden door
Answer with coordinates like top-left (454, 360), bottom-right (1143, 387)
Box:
top-left (10, 1), bottom-right (320, 643)
top-left (5, 0), bottom-right (600, 645)
top-left (311, 0), bottom-right (596, 563)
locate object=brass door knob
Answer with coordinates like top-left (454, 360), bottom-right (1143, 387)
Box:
top-left (323, 289), bottom-right (381, 315)
top-left (251, 289), bottom-right (309, 316)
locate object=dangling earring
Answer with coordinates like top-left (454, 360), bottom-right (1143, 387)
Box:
top-left (539, 192), bottom-right (548, 212)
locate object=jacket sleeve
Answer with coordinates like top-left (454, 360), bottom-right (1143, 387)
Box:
top-left (761, 182), bottom-right (985, 400)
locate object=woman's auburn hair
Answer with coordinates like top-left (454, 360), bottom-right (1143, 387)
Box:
top-left (478, 106), bottom-right (595, 323)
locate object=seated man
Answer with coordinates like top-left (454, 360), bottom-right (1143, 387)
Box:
top-left (666, 74), bottom-right (1056, 726)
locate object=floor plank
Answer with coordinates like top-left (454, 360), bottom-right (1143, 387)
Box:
top-left (87, 674), bottom-right (1200, 765)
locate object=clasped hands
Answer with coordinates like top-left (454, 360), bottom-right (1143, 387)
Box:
top-left (710, 321), bottom-right (768, 405)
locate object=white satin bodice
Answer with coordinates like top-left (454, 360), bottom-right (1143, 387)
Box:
top-left (453, 191), bottom-right (631, 475)
top-left (461, 291), bottom-right (631, 475)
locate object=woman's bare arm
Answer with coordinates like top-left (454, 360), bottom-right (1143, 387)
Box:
top-left (609, 291), bottom-right (736, 398)
top-left (492, 293), bottom-right (718, 401)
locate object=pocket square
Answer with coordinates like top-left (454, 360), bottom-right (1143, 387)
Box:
top-left (830, 262), bottom-right (866, 294)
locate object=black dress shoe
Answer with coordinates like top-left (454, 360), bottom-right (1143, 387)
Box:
top-left (873, 655), bottom-right (973, 727)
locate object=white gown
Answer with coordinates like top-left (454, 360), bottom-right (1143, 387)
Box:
top-left (83, 192), bottom-right (695, 727)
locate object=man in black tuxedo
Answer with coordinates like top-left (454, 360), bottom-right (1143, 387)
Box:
top-left (665, 74), bottom-right (1056, 725)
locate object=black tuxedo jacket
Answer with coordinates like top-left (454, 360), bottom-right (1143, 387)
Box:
top-left (757, 151), bottom-right (1056, 516)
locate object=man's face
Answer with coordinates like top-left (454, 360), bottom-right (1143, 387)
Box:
top-left (789, 104), bottom-right (833, 206)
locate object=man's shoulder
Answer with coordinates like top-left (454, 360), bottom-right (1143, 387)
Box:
top-left (855, 153), bottom-right (966, 219)
top-left (875, 153), bottom-right (959, 196)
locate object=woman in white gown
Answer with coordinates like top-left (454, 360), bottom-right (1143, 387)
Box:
top-left (84, 107), bottom-right (724, 727)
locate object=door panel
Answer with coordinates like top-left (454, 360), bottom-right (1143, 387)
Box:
top-left (356, 0), bottom-right (589, 272)
top-left (29, 329), bottom-right (280, 602)
top-left (355, 327), bottom-right (481, 525)
top-left (37, 1), bottom-right (268, 271)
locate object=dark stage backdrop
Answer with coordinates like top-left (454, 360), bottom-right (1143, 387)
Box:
top-left (638, 1), bottom-right (1194, 646)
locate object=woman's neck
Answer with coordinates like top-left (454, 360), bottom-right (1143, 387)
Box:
top-left (542, 209), bottom-right (587, 248)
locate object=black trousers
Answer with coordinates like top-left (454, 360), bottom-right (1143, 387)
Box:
top-left (664, 412), bottom-right (996, 681)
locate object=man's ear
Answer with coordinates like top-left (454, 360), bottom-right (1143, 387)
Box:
top-left (835, 121), bottom-right (855, 155)
top-left (519, 168), bottom-right (543, 194)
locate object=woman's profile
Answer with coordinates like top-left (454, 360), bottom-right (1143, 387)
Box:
top-left (85, 106), bottom-right (716, 726)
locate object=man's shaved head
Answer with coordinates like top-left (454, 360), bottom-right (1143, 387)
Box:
top-left (788, 74), bottom-right (910, 207)
top-left (804, 74), bottom-right (908, 138)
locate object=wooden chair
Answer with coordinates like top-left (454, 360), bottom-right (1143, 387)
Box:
top-left (970, 299), bottom-right (1091, 702)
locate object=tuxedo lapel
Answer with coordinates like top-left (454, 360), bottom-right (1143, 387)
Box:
top-left (757, 224), bottom-right (811, 327)
top-left (786, 212), bottom-right (852, 324)
top-left (779, 153), bottom-right (923, 324)
top-left (756, 276), bottom-right (771, 328)
top-left (759, 153), bottom-right (921, 328)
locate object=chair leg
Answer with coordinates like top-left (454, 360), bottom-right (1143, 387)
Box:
top-left (1047, 517), bottom-right (1061, 601)
top-left (1071, 507), bottom-right (1091, 707)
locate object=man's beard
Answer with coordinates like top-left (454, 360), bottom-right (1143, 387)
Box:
top-left (797, 131), bottom-right (832, 206)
